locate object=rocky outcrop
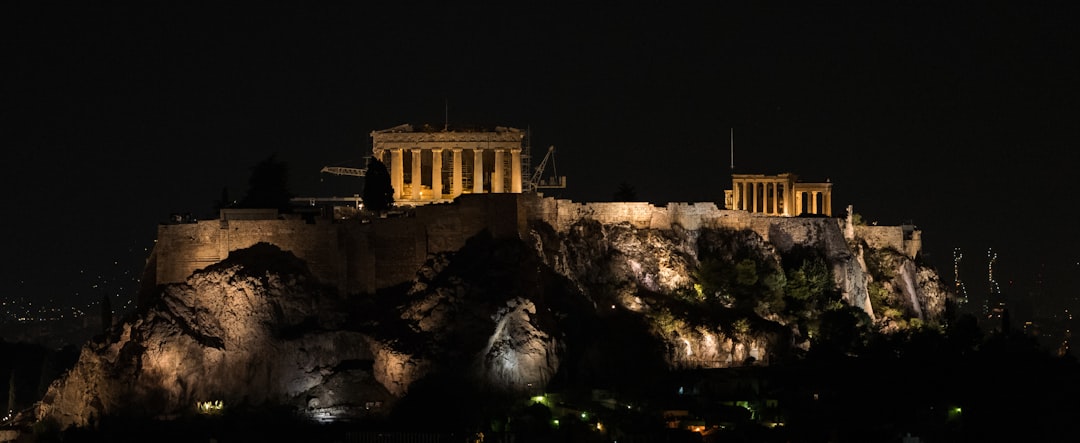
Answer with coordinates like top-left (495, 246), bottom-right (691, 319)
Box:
top-left (36, 244), bottom-right (394, 429)
top-left (33, 212), bottom-right (951, 430)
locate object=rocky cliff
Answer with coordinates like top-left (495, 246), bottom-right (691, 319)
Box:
top-left (33, 215), bottom-right (951, 429)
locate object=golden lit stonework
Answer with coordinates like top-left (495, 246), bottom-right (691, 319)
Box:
top-left (371, 124), bottom-right (526, 204)
top-left (725, 173), bottom-right (833, 216)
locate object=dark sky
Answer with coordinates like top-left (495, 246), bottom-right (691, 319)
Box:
top-left (4, 3), bottom-right (1078, 313)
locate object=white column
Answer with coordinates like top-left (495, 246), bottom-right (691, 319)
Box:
top-left (732, 180), bottom-right (740, 210)
top-left (741, 181), bottom-right (748, 210)
top-left (510, 148), bottom-right (522, 193)
top-left (391, 148), bottom-right (403, 201)
top-left (825, 191), bottom-right (832, 216)
top-left (492, 149), bottom-right (505, 193)
top-left (411, 148), bottom-right (422, 200)
top-left (431, 148), bottom-right (443, 200)
top-left (783, 181), bottom-right (792, 216)
top-left (772, 182), bottom-right (780, 214)
top-left (811, 191), bottom-right (819, 214)
top-left (751, 181), bottom-right (758, 213)
top-left (452, 148), bottom-right (463, 197)
top-left (473, 149), bottom-right (484, 194)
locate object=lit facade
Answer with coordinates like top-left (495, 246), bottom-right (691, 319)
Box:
top-left (725, 173), bottom-right (833, 216)
top-left (371, 124), bottom-right (524, 204)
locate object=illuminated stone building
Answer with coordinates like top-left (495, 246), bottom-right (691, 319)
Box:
top-left (724, 173), bottom-right (834, 216)
top-left (371, 124), bottom-right (525, 204)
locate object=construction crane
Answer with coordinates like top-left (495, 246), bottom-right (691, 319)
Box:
top-left (320, 166), bottom-right (366, 177)
top-left (527, 145), bottom-right (567, 192)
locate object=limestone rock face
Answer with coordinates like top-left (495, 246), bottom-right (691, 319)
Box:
top-left (476, 298), bottom-right (560, 392)
top-left (36, 244), bottom-right (394, 429)
top-left (864, 246), bottom-right (949, 330)
top-left (33, 215), bottom-right (951, 430)
top-left (390, 234), bottom-right (568, 396)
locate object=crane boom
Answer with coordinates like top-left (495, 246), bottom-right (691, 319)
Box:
top-left (321, 166), bottom-right (366, 177)
top-left (527, 145), bottom-right (566, 191)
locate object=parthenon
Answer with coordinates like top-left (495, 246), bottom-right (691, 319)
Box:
top-left (371, 124), bottom-right (524, 204)
top-left (725, 173), bottom-right (834, 216)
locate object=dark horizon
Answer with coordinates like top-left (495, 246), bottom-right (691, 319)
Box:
top-left (3, 3), bottom-right (1078, 319)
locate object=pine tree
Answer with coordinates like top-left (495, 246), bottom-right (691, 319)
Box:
top-left (362, 157), bottom-right (394, 212)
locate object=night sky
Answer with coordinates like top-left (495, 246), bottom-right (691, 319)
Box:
top-left (4, 3), bottom-right (1078, 315)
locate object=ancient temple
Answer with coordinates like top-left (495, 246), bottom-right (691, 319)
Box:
top-left (371, 124), bottom-right (524, 204)
top-left (725, 173), bottom-right (834, 216)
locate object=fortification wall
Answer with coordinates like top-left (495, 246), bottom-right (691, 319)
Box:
top-left (153, 193), bottom-right (915, 297)
top-left (536, 199), bottom-right (753, 232)
top-left (155, 219), bottom-right (344, 291)
top-left (854, 225), bottom-right (906, 254)
top-left (154, 194), bottom-right (528, 295)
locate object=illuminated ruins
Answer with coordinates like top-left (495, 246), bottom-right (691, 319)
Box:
top-left (725, 173), bottom-right (834, 216)
top-left (370, 124), bottom-right (526, 204)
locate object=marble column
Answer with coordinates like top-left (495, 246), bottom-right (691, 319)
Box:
top-left (492, 149), bottom-right (505, 193)
top-left (431, 148), bottom-right (443, 200)
top-left (473, 149), bottom-right (484, 194)
top-left (751, 181), bottom-right (758, 213)
top-left (411, 148), bottom-right (422, 200)
top-left (772, 182), bottom-right (780, 214)
top-left (510, 148), bottom-right (522, 193)
top-left (451, 148), bottom-right (463, 197)
top-left (732, 181), bottom-right (740, 210)
top-left (391, 148), bottom-right (403, 201)
top-left (811, 191), bottom-right (819, 214)
top-left (741, 182), bottom-right (747, 211)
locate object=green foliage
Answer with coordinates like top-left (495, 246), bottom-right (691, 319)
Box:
top-left (813, 306), bottom-right (873, 356)
top-left (735, 259), bottom-right (758, 287)
top-left (732, 317), bottom-right (752, 335)
top-left (694, 254), bottom-right (791, 316)
top-left (651, 308), bottom-right (685, 335)
top-left (864, 249), bottom-right (896, 281)
top-left (693, 258), bottom-right (731, 302)
top-left (851, 212), bottom-right (866, 226)
top-left (783, 255), bottom-right (831, 301)
top-left (868, 281), bottom-right (890, 309)
top-left (363, 157), bottom-right (395, 211)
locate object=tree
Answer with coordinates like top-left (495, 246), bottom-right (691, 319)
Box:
top-left (363, 156), bottom-right (394, 211)
top-left (613, 182), bottom-right (637, 201)
top-left (238, 153), bottom-right (293, 211)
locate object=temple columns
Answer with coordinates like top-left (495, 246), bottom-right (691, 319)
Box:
top-left (751, 181), bottom-right (758, 213)
top-left (473, 149), bottom-right (484, 194)
top-left (452, 148), bottom-right (463, 197)
top-left (510, 148), bottom-right (522, 193)
top-left (391, 148), bottom-right (404, 201)
top-left (492, 149), bottom-right (505, 193)
top-left (410, 149), bottom-right (422, 200)
top-left (431, 148), bottom-right (443, 199)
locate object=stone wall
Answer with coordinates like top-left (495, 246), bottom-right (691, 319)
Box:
top-left (538, 199), bottom-right (753, 232)
top-left (854, 225), bottom-right (907, 255)
top-left (152, 194), bottom-right (528, 295)
top-left (151, 193), bottom-right (914, 296)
